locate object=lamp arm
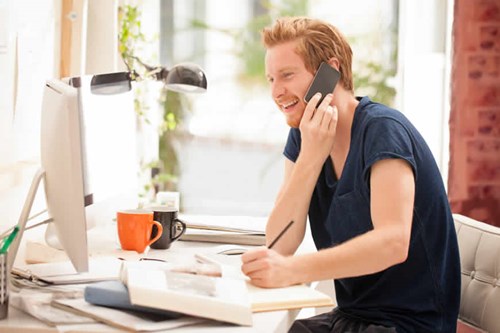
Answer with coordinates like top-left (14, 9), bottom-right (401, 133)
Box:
top-left (126, 55), bottom-right (169, 82)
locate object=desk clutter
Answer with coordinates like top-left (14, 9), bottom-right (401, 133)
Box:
top-left (9, 251), bottom-right (333, 331)
top-left (4, 214), bottom-right (331, 331)
top-left (180, 214), bottom-right (267, 245)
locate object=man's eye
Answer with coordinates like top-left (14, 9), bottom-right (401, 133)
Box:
top-left (283, 72), bottom-right (293, 78)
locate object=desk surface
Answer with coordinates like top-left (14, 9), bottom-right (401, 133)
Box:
top-left (0, 216), bottom-right (317, 333)
top-left (0, 306), bottom-right (300, 333)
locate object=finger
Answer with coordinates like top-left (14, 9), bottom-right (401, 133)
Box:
top-left (316, 94), bottom-right (333, 123)
top-left (301, 93), bottom-right (322, 123)
top-left (247, 277), bottom-right (268, 288)
top-left (245, 266), bottom-right (271, 281)
top-left (241, 246), bottom-right (268, 264)
top-left (328, 105), bottom-right (338, 131)
top-left (308, 94), bottom-right (331, 128)
top-left (321, 105), bottom-right (334, 130)
top-left (248, 276), bottom-right (276, 289)
top-left (241, 257), bottom-right (270, 276)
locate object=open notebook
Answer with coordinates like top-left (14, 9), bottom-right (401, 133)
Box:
top-left (121, 255), bottom-right (333, 326)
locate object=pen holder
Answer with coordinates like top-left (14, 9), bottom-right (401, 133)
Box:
top-left (0, 253), bottom-right (8, 319)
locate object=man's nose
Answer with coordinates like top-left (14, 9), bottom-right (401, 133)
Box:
top-left (271, 82), bottom-right (286, 100)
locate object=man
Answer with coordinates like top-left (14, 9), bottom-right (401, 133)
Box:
top-left (241, 17), bottom-right (460, 332)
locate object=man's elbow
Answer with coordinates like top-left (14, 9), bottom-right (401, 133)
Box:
top-left (387, 231), bottom-right (410, 265)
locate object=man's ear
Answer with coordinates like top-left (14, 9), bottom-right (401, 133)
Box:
top-left (328, 58), bottom-right (340, 71)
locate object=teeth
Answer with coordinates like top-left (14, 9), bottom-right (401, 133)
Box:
top-left (282, 99), bottom-right (299, 108)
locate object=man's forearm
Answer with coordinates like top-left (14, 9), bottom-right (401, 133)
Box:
top-left (289, 225), bottom-right (409, 284)
top-left (266, 156), bottom-right (324, 254)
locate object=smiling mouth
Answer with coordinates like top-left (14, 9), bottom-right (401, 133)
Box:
top-left (280, 99), bottom-right (299, 111)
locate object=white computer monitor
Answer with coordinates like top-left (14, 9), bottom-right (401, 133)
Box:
top-left (41, 78), bottom-right (89, 273)
top-left (9, 74), bottom-right (138, 274)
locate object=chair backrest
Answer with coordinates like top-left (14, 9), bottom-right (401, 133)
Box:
top-left (454, 214), bottom-right (500, 333)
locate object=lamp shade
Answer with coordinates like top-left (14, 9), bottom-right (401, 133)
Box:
top-left (164, 63), bottom-right (207, 93)
top-left (89, 72), bottom-right (132, 95)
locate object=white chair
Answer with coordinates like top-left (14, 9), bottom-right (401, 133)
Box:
top-left (454, 214), bottom-right (500, 333)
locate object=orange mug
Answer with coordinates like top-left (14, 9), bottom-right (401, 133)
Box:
top-left (117, 209), bottom-right (163, 253)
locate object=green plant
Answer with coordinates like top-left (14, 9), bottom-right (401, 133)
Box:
top-left (157, 89), bottom-right (193, 191)
top-left (118, 3), bottom-right (188, 200)
top-left (191, 0), bottom-right (396, 106)
top-left (353, 61), bottom-right (396, 107)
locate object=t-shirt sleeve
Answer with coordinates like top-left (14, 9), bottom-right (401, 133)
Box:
top-left (283, 128), bottom-right (301, 162)
top-left (362, 117), bottom-right (417, 184)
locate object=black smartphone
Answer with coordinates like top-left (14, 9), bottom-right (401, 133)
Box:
top-left (304, 62), bottom-right (341, 107)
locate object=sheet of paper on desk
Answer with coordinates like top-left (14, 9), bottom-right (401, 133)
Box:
top-left (53, 298), bottom-right (207, 332)
top-left (10, 291), bottom-right (96, 326)
top-left (12, 257), bottom-right (122, 285)
top-left (126, 268), bottom-right (253, 326)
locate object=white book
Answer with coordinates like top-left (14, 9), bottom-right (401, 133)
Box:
top-left (126, 268), bottom-right (253, 326)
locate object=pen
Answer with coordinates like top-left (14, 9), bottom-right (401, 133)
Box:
top-left (0, 225), bottom-right (20, 254)
top-left (268, 220), bottom-right (294, 249)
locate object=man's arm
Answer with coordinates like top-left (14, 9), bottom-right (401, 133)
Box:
top-left (265, 157), bottom-right (319, 256)
top-left (265, 94), bottom-right (337, 256)
top-left (242, 158), bottom-right (415, 287)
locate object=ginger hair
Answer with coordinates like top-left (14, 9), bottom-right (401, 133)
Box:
top-left (262, 17), bottom-right (354, 92)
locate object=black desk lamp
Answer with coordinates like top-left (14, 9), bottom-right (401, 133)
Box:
top-left (88, 58), bottom-right (208, 95)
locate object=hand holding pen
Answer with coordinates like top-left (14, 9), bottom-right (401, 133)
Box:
top-left (241, 220), bottom-right (296, 288)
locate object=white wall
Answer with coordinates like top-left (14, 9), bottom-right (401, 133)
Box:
top-left (396, 0), bottom-right (452, 180)
top-left (0, 0), bottom-right (124, 231)
top-left (0, 0), bottom-right (61, 231)
top-left (176, 136), bottom-right (284, 216)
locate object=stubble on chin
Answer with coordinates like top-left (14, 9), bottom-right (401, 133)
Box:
top-left (287, 119), bottom-right (300, 128)
top-left (286, 114), bottom-right (301, 129)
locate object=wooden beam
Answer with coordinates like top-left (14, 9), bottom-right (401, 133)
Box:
top-left (60, 0), bottom-right (72, 78)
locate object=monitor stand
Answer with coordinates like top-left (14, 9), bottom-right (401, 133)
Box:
top-left (7, 168), bottom-right (45, 273)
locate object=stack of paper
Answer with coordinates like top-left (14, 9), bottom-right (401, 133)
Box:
top-left (49, 255), bottom-right (334, 330)
top-left (180, 214), bottom-right (266, 245)
top-left (12, 257), bottom-right (122, 285)
top-left (53, 298), bottom-right (207, 332)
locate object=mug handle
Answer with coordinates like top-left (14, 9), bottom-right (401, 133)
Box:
top-left (148, 220), bottom-right (163, 247)
top-left (172, 218), bottom-right (187, 241)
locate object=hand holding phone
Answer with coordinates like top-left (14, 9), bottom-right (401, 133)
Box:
top-left (304, 62), bottom-right (341, 107)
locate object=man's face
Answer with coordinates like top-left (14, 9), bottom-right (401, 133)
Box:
top-left (265, 41), bottom-right (314, 128)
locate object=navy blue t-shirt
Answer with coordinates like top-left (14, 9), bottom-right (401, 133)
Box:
top-left (284, 97), bottom-right (460, 332)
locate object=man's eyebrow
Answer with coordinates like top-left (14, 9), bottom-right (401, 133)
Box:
top-left (266, 66), bottom-right (300, 78)
top-left (278, 66), bottom-right (299, 73)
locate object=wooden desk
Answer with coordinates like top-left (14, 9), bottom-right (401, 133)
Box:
top-left (0, 217), bottom-right (312, 332)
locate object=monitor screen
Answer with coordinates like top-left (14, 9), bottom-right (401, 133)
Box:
top-left (69, 75), bottom-right (138, 233)
top-left (17, 76), bottom-right (139, 274)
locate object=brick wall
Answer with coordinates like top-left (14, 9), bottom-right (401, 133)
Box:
top-left (448, 0), bottom-right (500, 226)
